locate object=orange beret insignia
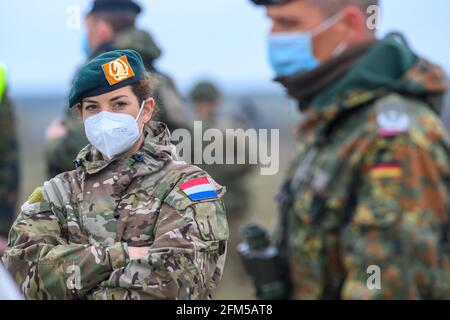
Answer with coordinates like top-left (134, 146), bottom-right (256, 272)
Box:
top-left (102, 55), bottom-right (135, 86)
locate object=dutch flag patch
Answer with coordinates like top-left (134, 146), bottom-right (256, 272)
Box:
top-left (179, 177), bottom-right (218, 201)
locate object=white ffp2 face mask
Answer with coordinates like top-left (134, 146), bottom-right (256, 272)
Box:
top-left (84, 101), bottom-right (146, 160)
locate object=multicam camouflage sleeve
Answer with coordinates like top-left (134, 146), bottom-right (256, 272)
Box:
top-left (2, 187), bottom-right (128, 300)
top-left (340, 108), bottom-right (450, 300)
top-left (89, 177), bottom-right (228, 300)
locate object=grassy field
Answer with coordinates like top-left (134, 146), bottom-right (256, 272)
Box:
top-left (13, 93), bottom-right (299, 299)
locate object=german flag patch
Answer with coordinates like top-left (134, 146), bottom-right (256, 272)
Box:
top-left (370, 163), bottom-right (402, 180)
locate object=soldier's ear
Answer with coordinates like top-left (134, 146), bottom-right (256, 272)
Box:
top-left (141, 98), bottom-right (155, 124)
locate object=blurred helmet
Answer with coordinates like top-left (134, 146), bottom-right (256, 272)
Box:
top-left (249, 0), bottom-right (291, 6)
top-left (190, 81), bottom-right (221, 103)
top-left (89, 0), bottom-right (142, 15)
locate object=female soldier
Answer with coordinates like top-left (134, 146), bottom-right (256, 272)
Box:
top-left (2, 50), bottom-right (228, 300)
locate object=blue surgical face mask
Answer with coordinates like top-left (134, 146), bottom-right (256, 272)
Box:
top-left (81, 33), bottom-right (91, 58)
top-left (268, 12), bottom-right (345, 77)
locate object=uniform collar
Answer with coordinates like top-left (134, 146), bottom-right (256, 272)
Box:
top-left (74, 121), bottom-right (177, 176)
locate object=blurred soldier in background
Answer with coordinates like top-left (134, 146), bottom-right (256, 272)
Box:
top-left (244, 0), bottom-right (450, 299)
top-left (0, 63), bottom-right (19, 256)
top-left (190, 81), bottom-right (253, 222)
top-left (233, 98), bottom-right (262, 130)
top-left (190, 81), bottom-right (254, 298)
top-left (45, 0), bottom-right (191, 178)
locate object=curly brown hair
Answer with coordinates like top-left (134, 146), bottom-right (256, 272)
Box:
top-left (131, 72), bottom-right (157, 104)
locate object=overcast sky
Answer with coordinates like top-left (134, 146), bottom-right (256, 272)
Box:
top-left (1, 0), bottom-right (449, 97)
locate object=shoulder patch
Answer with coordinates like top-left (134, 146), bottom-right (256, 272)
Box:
top-left (179, 177), bottom-right (218, 201)
top-left (27, 187), bottom-right (44, 204)
top-left (164, 172), bottom-right (225, 211)
top-left (376, 97), bottom-right (410, 137)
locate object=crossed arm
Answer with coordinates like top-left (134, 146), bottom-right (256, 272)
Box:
top-left (2, 199), bottom-right (227, 300)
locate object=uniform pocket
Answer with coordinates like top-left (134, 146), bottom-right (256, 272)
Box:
top-left (340, 189), bottom-right (404, 285)
top-left (350, 176), bottom-right (403, 228)
top-left (191, 200), bottom-right (229, 242)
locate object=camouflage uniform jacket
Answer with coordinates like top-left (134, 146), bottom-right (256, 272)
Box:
top-left (3, 122), bottom-right (228, 300)
top-left (279, 35), bottom-right (450, 299)
top-left (45, 28), bottom-right (192, 178)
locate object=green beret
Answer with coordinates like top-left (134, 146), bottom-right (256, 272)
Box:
top-left (189, 81), bottom-right (221, 102)
top-left (69, 49), bottom-right (146, 108)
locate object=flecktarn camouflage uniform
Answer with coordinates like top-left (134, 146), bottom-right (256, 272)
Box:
top-left (277, 34), bottom-right (450, 299)
top-left (3, 122), bottom-right (228, 300)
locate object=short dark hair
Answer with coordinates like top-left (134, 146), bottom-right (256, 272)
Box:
top-left (307, 0), bottom-right (379, 18)
top-left (90, 10), bottom-right (137, 33)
